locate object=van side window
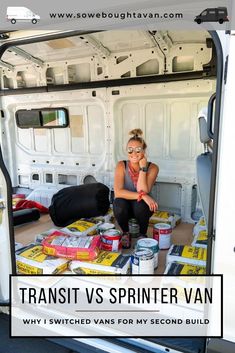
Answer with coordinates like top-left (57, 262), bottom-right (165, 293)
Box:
top-left (208, 10), bottom-right (216, 14)
top-left (201, 11), bottom-right (207, 15)
top-left (16, 108), bottom-right (69, 128)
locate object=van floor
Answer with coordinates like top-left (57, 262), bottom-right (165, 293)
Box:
top-left (14, 215), bottom-right (194, 274)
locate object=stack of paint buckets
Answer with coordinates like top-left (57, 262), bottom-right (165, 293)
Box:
top-left (131, 223), bottom-right (172, 274)
top-left (97, 220), bottom-right (172, 275)
top-left (131, 238), bottom-right (159, 274)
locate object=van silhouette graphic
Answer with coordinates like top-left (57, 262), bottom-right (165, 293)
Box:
top-left (6, 7), bottom-right (40, 24)
top-left (195, 7), bottom-right (229, 24)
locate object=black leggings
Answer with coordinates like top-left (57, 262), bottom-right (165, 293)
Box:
top-left (113, 198), bottom-right (153, 235)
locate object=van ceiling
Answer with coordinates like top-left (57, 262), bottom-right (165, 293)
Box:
top-left (0, 30), bottom-right (213, 89)
top-left (1, 30), bottom-right (211, 65)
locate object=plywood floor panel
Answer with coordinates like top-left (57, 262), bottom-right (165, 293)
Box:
top-left (14, 214), bottom-right (57, 246)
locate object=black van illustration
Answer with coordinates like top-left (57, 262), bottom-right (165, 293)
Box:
top-left (195, 7), bottom-right (229, 24)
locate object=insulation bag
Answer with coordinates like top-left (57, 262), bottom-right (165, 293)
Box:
top-left (149, 210), bottom-right (181, 228)
top-left (49, 183), bottom-right (110, 227)
top-left (192, 229), bottom-right (208, 248)
top-left (42, 231), bottom-right (100, 261)
top-left (62, 219), bottom-right (100, 236)
top-left (16, 243), bottom-right (69, 275)
top-left (164, 261), bottom-right (206, 275)
top-left (193, 216), bottom-right (207, 236)
top-left (70, 251), bottom-right (131, 274)
top-left (166, 245), bottom-right (207, 266)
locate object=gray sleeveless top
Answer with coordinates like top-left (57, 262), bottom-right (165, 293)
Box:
top-left (123, 160), bottom-right (151, 192)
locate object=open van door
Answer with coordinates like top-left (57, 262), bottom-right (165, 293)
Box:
top-left (0, 149), bottom-right (15, 304)
top-left (207, 31), bottom-right (235, 352)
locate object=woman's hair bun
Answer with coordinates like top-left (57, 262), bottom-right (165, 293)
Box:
top-left (129, 128), bottom-right (143, 137)
top-left (128, 128), bottom-right (147, 149)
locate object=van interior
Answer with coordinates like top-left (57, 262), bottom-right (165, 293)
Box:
top-left (0, 29), bottom-right (216, 273)
top-left (0, 28), bottom-right (219, 353)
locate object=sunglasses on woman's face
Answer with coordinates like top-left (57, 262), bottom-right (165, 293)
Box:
top-left (127, 146), bottom-right (143, 154)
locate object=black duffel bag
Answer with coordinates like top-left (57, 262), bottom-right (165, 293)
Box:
top-left (49, 183), bottom-right (110, 227)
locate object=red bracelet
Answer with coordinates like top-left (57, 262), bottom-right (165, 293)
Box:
top-left (137, 190), bottom-right (146, 202)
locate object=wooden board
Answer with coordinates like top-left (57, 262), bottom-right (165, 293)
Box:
top-left (14, 214), bottom-right (57, 246)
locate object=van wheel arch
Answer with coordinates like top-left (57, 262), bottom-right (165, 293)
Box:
top-left (219, 19), bottom-right (224, 24)
top-left (196, 19), bottom-right (201, 24)
top-left (11, 19), bottom-right (16, 24)
top-left (32, 18), bottom-right (37, 24)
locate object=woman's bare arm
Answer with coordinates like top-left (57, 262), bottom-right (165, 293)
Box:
top-left (114, 161), bottom-right (139, 199)
top-left (136, 163), bottom-right (159, 193)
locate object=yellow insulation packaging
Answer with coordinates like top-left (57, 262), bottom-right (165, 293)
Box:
top-left (62, 219), bottom-right (100, 236)
top-left (70, 250), bottom-right (130, 274)
top-left (164, 261), bottom-right (206, 275)
top-left (149, 211), bottom-right (181, 228)
top-left (16, 243), bottom-right (69, 274)
top-left (192, 229), bottom-right (208, 248)
top-left (166, 245), bottom-right (207, 266)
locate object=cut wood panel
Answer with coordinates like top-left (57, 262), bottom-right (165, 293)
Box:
top-left (14, 214), bottom-right (56, 246)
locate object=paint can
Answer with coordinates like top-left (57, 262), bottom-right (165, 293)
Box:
top-left (131, 249), bottom-right (154, 274)
top-left (121, 232), bottom-right (131, 249)
top-left (97, 222), bottom-right (115, 234)
top-left (153, 223), bottom-right (172, 250)
top-left (100, 229), bottom-right (122, 252)
top-left (136, 238), bottom-right (159, 268)
top-left (128, 218), bottom-right (140, 238)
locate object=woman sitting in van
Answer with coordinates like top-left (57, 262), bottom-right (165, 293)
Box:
top-left (113, 128), bottom-right (159, 239)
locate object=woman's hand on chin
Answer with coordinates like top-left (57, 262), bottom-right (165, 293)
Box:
top-left (139, 156), bottom-right (147, 168)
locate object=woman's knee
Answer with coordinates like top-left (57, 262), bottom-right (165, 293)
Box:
top-left (113, 198), bottom-right (130, 217)
top-left (133, 200), bottom-right (153, 218)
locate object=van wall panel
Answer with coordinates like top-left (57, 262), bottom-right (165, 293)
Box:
top-left (87, 105), bottom-right (104, 155)
top-left (2, 81), bottom-right (215, 221)
top-left (151, 182), bottom-right (182, 214)
top-left (69, 106), bottom-right (85, 154)
top-left (17, 129), bottom-right (31, 150)
top-left (145, 102), bottom-right (164, 158)
top-left (121, 103), bottom-right (140, 154)
top-left (169, 102), bottom-right (191, 160)
top-left (70, 115), bottom-right (85, 154)
top-left (53, 129), bottom-right (69, 153)
top-left (34, 129), bottom-right (48, 152)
